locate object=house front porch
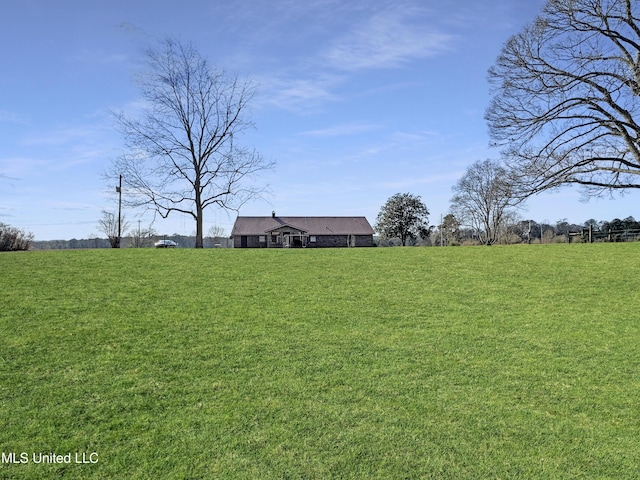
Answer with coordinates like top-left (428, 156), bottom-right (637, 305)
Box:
top-left (265, 225), bottom-right (309, 248)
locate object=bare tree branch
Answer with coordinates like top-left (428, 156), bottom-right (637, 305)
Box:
top-left (486, 0), bottom-right (640, 197)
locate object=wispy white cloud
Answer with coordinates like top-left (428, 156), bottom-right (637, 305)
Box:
top-left (252, 4), bottom-right (457, 113)
top-left (19, 115), bottom-right (118, 151)
top-left (378, 171), bottom-right (465, 190)
top-left (50, 201), bottom-right (95, 212)
top-left (272, 178), bottom-right (370, 205)
top-left (323, 7), bottom-right (456, 71)
top-left (259, 74), bottom-right (342, 113)
top-left (1, 114), bottom-right (120, 183)
top-left (332, 129), bottom-right (444, 160)
top-left (0, 109), bottom-right (28, 124)
top-left (208, 0), bottom-right (361, 41)
top-left (301, 122), bottom-right (382, 137)
top-left (0, 156), bottom-right (49, 179)
top-left (68, 49), bottom-right (130, 66)
top-left (0, 207), bottom-right (15, 218)
top-left (241, 3), bottom-right (458, 113)
top-left (389, 130), bottom-right (442, 143)
top-left (21, 126), bottom-right (99, 148)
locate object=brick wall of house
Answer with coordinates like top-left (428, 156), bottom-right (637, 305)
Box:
top-left (355, 235), bottom-right (375, 247)
top-left (310, 235), bottom-right (374, 247)
top-left (233, 236), bottom-right (264, 248)
top-left (234, 234), bottom-right (374, 248)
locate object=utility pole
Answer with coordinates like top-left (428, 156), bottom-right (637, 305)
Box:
top-left (116, 174), bottom-right (122, 248)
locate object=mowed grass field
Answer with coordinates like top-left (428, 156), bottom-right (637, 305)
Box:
top-left (1, 244), bottom-right (639, 479)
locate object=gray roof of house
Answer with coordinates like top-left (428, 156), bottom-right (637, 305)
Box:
top-left (231, 216), bottom-right (375, 236)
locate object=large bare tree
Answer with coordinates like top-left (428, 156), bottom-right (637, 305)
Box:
top-left (98, 210), bottom-right (130, 248)
top-left (111, 38), bottom-right (273, 248)
top-left (486, 0), bottom-right (640, 197)
top-left (450, 159), bottom-right (523, 245)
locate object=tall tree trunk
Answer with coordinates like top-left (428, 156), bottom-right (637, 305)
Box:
top-left (195, 187), bottom-right (204, 248)
top-left (195, 213), bottom-right (203, 248)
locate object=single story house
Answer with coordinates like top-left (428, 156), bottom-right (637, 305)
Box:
top-left (231, 213), bottom-right (375, 248)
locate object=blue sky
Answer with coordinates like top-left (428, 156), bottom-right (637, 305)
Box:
top-left (2, 0), bottom-right (640, 241)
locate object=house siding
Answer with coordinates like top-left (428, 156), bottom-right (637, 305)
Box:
top-left (310, 234), bottom-right (374, 248)
top-left (233, 234), bottom-right (374, 248)
top-left (233, 236), bottom-right (264, 248)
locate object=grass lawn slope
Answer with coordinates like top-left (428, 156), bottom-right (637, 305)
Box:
top-left (1, 244), bottom-right (639, 478)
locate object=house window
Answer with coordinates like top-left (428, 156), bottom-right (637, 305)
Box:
top-left (259, 235), bottom-right (266, 243)
top-left (310, 236), bottom-right (317, 243)
top-left (272, 234), bottom-right (280, 243)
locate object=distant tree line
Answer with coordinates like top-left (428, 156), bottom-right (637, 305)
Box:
top-left (427, 216), bottom-right (640, 246)
top-left (372, 193), bottom-right (640, 247)
top-left (374, 192), bottom-right (640, 247)
top-left (32, 234), bottom-right (232, 250)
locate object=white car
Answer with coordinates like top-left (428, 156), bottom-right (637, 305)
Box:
top-left (154, 240), bottom-right (178, 248)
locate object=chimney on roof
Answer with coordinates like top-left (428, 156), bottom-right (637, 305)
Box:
top-left (272, 210), bottom-right (276, 218)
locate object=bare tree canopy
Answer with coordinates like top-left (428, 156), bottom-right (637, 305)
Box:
top-left (98, 210), bottom-right (130, 248)
top-left (486, 0), bottom-right (640, 197)
top-left (450, 159), bottom-right (524, 245)
top-left (0, 223), bottom-right (33, 251)
top-left (375, 193), bottom-right (430, 246)
top-left (111, 38), bottom-right (273, 248)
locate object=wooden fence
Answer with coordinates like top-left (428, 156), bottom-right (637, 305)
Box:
top-left (570, 225), bottom-right (640, 243)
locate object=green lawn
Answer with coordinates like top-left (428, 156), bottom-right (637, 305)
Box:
top-left (1, 245), bottom-right (639, 479)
